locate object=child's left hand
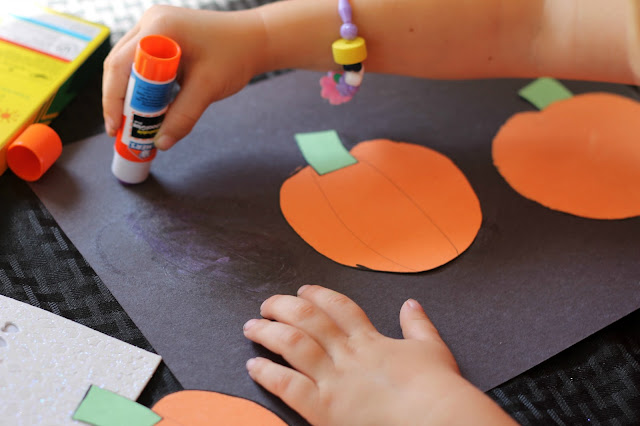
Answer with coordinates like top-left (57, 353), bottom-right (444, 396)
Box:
top-left (243, 285), bottom-right (515, 426)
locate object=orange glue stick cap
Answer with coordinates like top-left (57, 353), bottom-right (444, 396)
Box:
top-left (7, 124), bottom-right (62, 182)
top-left (135, 35), bottom-right (181, 81)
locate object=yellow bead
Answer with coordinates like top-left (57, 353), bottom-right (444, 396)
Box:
top-left (332, 37), bottom-right (367, 65)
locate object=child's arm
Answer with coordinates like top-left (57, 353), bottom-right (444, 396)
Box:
top-left (259, 0), bottom-right (637, 83)
top-left (102, 0), bottom-right (639, 151)
top-left (243, 285), bottom-right (517, 426)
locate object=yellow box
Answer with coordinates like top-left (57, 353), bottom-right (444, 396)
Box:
top-left (0, 4), bottom-right (110, 176)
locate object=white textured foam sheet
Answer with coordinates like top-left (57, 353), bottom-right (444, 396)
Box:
top-left (0, 295), bottom-right (162, 425)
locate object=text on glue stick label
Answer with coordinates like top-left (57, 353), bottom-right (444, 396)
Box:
top-left (131, 114), bottom-right (164, 139)
top-left (118, 68), bottom-right (175, 161)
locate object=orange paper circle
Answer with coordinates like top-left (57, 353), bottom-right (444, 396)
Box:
top-left (493, 93), bottom-right (640, 219)
top-left (153, 390), bottom-right (286, 426)
top-left (280, 139), bottom-right (482, 273)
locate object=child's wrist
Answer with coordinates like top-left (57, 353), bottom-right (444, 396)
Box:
top-left (255, 0), bottom-right (338, 73)
top-left (239, 8), bottom-right (271, 77)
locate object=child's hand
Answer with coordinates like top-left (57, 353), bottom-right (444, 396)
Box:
top-left (102, 5), bottom-right (267, 150)
top-left (243, 285), bottom-right (515, 425)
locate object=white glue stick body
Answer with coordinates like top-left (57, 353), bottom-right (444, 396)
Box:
top-left (111, 35), bottom-right (181, 184)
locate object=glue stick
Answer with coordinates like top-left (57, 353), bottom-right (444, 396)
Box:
top-left (111, 35), bottom-right (181, 184)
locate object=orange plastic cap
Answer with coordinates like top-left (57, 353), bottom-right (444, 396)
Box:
top-left (135, 35), bottom-right (181, 81)
top-left (7, 124), bottom-right (62, 182)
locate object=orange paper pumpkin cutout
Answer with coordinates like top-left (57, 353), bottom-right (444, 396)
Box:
top-left (153, 390), bottom-right (286, 426)
top-left (493, 83), bottom-right (640, 219)
top-left (280, 138), bottom-right (482, 273)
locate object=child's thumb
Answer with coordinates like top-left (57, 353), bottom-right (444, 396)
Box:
top-left (399, 299), bottom-right (443, 342)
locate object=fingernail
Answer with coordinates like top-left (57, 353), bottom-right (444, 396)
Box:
top-left (243, 319), bottom-right (257, 331)
top-left (297, 285), bottom-right (309, 295)
top-left (154, 134), bottom-right (175, 151)
top-left (246, 357), bottom-right (257, 370)
top-left (406, 299), bottom-right (420, 310)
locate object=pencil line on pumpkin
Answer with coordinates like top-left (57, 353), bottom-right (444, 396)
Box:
top-left (310, 171), bottom-right (417, 271)
top-left (357, 158), bottom-right (460, 255)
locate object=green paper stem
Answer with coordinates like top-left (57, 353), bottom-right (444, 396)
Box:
top-left (518, 77), bottom-right (573, 110)
top-left (73, 386), bottom-right (162, 426)
top-left (295, 130), bottom-right (358, 175)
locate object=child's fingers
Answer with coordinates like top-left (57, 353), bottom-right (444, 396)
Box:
top-left (399, 299), bottom-right (441, 342)
top-left (110, 22), bottom-right (141, 57)
top-left (153, 71), bottom-right (213, 150)
top-left (259, 294), bottom-right (347, 352)
top-left (243, 318), bottom-right (333, 379)
top-left (399, 300), bottom-right (460, 374)
top-left (296, 285), bottom-right (378, 337)
top-left (102, 30), bottom-right (141, 136)
top-left (245, 357), bottom-right (320, 425)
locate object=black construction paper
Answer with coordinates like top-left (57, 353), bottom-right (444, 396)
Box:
top-left (31, 71), bottom-right (640, 425)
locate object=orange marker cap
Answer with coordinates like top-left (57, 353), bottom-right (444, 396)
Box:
top-left (134, 35), bottom-right (181, 81)
top-left (7, 124), bottom-right (62, 182)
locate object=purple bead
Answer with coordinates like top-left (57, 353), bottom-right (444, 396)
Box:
top-left (338, 0), bottom-right (352, 23)
top-left (340, 23), bottom-right (358, 40)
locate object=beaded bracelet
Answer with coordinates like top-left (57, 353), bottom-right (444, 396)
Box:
top-left (320, 0), bottom-right (367, 105)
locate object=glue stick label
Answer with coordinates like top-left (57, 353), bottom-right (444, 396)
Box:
top-left (115, 67), bottom-right (175, 163)
top-left (129, 73), bottom-right (174, 113)
top-left (131, 114), bottom-right (164, 139)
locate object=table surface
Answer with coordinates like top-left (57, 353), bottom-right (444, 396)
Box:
top-left (2, 1), bottom-right (639, 424)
